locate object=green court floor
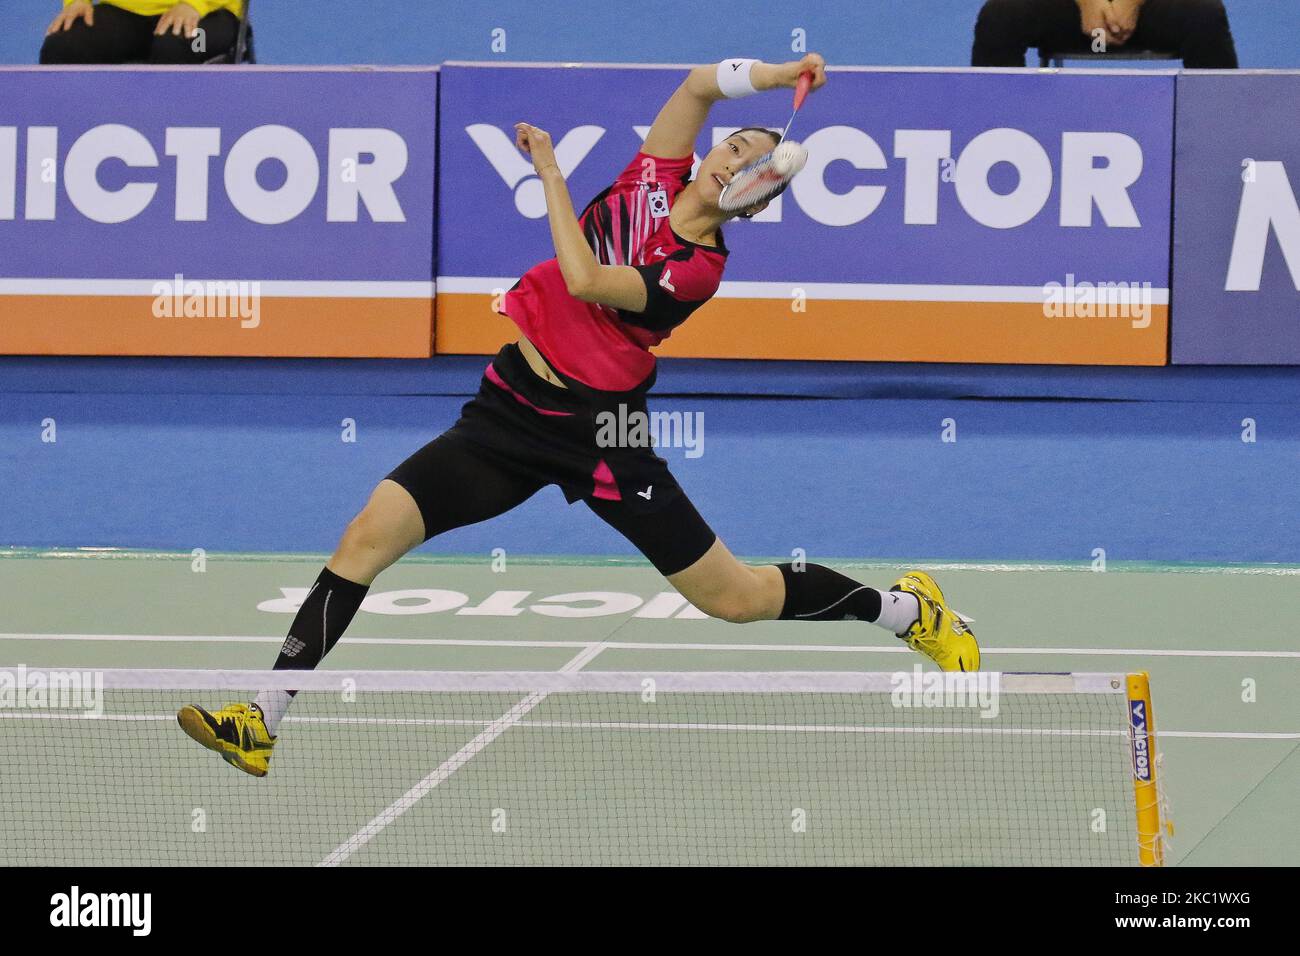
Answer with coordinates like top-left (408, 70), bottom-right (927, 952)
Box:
top-left (1, 550), bottom-right (1296, 866)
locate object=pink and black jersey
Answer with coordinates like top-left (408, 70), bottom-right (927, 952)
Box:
top-left (498, 152), bottom-right (728, 395)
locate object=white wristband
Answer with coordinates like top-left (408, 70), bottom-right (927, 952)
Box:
top-left (717, 58), bottom-right (759, 99)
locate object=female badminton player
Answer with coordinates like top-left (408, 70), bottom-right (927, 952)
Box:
top-left (178, 53), bottom-right (979, 776)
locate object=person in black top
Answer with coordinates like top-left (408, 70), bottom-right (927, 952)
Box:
top-left (972, 0), bottom-right (1239, 68)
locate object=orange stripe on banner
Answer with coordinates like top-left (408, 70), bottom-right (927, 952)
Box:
top-left (0, 296), bottom-right (434, 357)
top-left (435, 294), bottom-right (1168, 365)
top-left (435, 297), bottom-right (520, 354)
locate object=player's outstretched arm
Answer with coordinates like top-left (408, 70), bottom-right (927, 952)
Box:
top-left (641, 54), bottom-right (827, 160)
top-left (514, 122), bottom-right (648, 311)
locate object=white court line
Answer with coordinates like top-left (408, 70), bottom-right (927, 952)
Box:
top-left (842, 562), bottom-right (1300, 576)
top-left (0, 279), bottom-right (435, 298)
top-left (9, 554), bottom-right (1299, 575)
top-left (316, 693), bottom-right (547, 867)
top-left (317, 643), bottom-right (606, 867)
top-left (3, 711), bottom-right (1296, 741)
top-left (438, 276), bottom-right (1171, 304)
top-left (560, 641), bottom-right (613, 671)
top-left (2, 632), bottom-right (1297, 659)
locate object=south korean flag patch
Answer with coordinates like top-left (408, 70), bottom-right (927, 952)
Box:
top-left (647, 188), bottom-right (670, 219)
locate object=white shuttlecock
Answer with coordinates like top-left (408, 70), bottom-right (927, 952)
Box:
top-left (771, 140), bottom-right (808, 177)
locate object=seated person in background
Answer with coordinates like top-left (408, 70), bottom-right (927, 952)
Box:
top-left (972, 0), bottom-right (1238, 68)
top-left (41, 0), bottom-right (244, 64)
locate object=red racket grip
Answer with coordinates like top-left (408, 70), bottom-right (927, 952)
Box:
top-left (792, 70), bottom-right (814, 111)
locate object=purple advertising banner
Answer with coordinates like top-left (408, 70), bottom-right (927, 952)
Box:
top-left (0, 67), bottom-right (437, 356)
top-left (1172, 72), bottom-right (1300, 364)
top-left (437, 64), bottom-right (1174, 364)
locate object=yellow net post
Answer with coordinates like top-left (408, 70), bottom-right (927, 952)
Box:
top-left (1126, 671), bottom-right (1170, 866)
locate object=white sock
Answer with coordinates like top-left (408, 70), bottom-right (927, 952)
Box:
top-left (251, 690), bottom-right (293, 737)
top-left (875, 590), bottom-right (919, 636)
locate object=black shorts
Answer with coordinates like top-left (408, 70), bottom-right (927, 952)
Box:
top-left (385, 343), bottom-right (717, 576)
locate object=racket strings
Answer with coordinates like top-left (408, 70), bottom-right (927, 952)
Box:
top-left (718, 156), bottom-right (793, 212)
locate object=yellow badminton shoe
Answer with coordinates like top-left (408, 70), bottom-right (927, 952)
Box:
top-left (891, 570), bottom-right (981, 672)
top-left (176, 702), bottom-right (276, 777)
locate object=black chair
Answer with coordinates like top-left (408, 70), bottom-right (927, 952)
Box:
top-left (205, 0), bottom-right (254, 64)
top-left (1039, 48), bottom-right (1178, 68)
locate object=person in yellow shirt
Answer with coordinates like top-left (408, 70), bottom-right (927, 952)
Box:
top-left (41, 0), bottom-right (246, 64)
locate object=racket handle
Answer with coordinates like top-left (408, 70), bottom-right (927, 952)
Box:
top-left (793, 70), bottom-right (813, 111)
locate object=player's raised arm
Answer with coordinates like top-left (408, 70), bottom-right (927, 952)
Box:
top-left (641, 54), bottom-right (827, 159)
top-left (513, 122), bottom-right (648, 310)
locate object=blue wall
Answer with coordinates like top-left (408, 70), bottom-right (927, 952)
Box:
top-left (4, 0), bottom-right (1298, 68)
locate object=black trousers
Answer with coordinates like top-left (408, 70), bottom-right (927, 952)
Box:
top-left (40, 2), bottom-right (240, 64)
top-left (972, 0), bottom-right (1238, 68)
